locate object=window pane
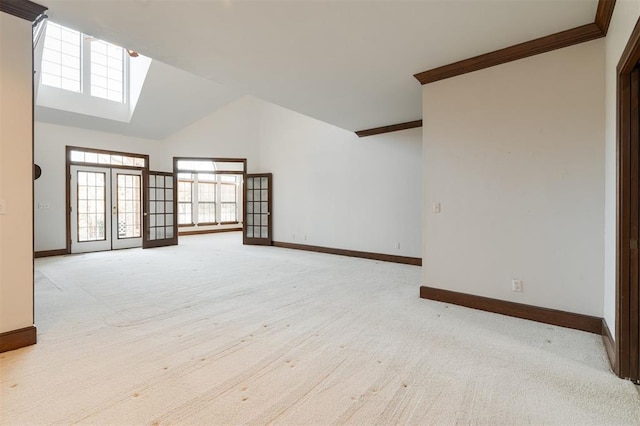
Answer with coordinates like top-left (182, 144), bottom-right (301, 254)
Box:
top-left (221, 203), bottom-right (237, 222)
top-left (178, 181), bottom-right (192, 202)
top-left (77, 171), bottom-right (106, 242)
top-left (198, 182), bottom-right (215, 202)
top-left (178, 203), bottom-right (192, 225)
top-left (198, 203), bottom-right (215, 223)
top-left (90, 39), bottom-right (124, 103)
top-left (221, 183), bottom-right (236, 202)
top-left (42, 22), bottom-right (80, 92)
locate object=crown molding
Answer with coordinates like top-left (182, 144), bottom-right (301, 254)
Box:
top-left (415, 0), bottom-right (616, 85)
top-left (355, 120), bottom-right (422, 138)
top-left (0, 0), bottom-right (46, 22)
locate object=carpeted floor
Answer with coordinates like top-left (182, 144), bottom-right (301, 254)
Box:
top-left (1, 232), bottom-right (639, 425)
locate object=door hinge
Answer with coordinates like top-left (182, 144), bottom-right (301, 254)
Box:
top-left (631, 239), bottom-right (638, 250)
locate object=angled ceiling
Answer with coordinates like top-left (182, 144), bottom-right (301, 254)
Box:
top-left (36, 60), bottom-right (241, 140)
top-left (39, 0), bottom-right (598, 133)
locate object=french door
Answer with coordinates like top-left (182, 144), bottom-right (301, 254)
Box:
top-left (70, 166), bottom-right (142, 253)
top-left (143, 171), bottom-right (178, 248)
top-left (243, 173), bottom-right (272, 245)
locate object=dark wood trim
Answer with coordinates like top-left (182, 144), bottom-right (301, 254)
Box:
top-left (273, 241), bottom-right (422, 266)
top-left (0, 326), bottom-right (36, 353)
top-left (420, 286), bottom-right (602, 334)
top-left (67, 146), bottom-right (150, 166)
top-left (414, 24), bottom-right (602, 85)
top-left (414, 0), bottom-right (617, 85)
top-left (244, 173), bottom-right (273, 246)
top-left (603, 319), bottom-right (617, 372)
top-left (219, 221), bottom-right (239, 225)
top-left (616, 17), bottom-right (640, 381)
top-left (0, 0), bottom-right (46, 22)
top-left (34, 248), bottom-right (68, 258)
top-left (355, 120), bottom-right (422, 138)
top-left (65, 146), bottom-right (150, 254)
top-left (179, 228), bottom-right (242, 236)
top-left (142, 170), bottom-right (178, 249)
top-left (595, 0), bottom-right (617, 35)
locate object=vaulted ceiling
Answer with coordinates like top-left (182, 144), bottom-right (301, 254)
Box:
top-left (39, 0), bottom-right (598, 135)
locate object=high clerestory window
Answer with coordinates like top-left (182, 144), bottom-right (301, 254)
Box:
top-left (41, 21), bottom-right (127, 104)
top-left (41, 22), bottom-right (81, 92)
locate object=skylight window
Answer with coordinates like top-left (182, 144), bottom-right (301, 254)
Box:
top-left (90, 40), bottom-right (125, 103)
top-left (40, 21), bottom-right (127, 104)
top-left (41, 22), bottom-right (81, 92)
top-left (36, 21), bottom-right (153, 122)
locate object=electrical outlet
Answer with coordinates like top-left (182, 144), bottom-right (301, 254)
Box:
top-left (292, 233), bottom-right (296, 240)
top-left (0, 199), bottom-right (6, 215)
top-left (395, 242), bottom-right (400, 249)
top-left (512, 279), bottom-right (523, 292)
top-left (433, 202), bottom-right (441, 213)
top-left (304, 234), bottom-right (308, 241)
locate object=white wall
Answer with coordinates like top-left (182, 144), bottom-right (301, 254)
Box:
top-left (34, 122), bottom-right (163, 251)
top-left (604, 0), bottom-right (640, 336)
top-left (423, 40), bottom-right (605, 316)
top-left (256, 100), bottom-right (423, 258)
top-left (0, 13), bottom-right (35, 333)
top-left (162, 96), bottom-right (261, 172)
top-left (163, 96), bottom-right (423, 258)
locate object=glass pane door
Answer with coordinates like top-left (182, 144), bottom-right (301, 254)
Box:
top-left (70, 165), bottom-right (111, 253)
top-left (143, 171), bottom-right (178, 248)
top-left (243, 173), bottom-right (272, 246)
top-left (112, 169), bottom-right (142, 250)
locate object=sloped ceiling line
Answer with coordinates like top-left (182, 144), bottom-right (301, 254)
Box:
top-left (356, 0), bottom-right (615, 138)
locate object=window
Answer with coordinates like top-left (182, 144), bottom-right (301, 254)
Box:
top-left (176, 172), bottom-right (241, 226)
top-left (177, 175), bottom-right (193, 225)
top-left (41, 21), bottom-right (127, 103)
top-left (175, 158), bottom-right (244, 227)
top-left (220, 175), bottom-right (238, 222)
top-left (41, 22), bottom-right (81, 92)
top-left (69, 148), bottom-right (146, 168)
top-left (90, 40), bottom-right (124, 102)
top-left (197, 174), bottom-right (216, 224)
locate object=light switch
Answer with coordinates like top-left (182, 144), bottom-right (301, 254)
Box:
top-left (433, 202), bottom-right (441, 213)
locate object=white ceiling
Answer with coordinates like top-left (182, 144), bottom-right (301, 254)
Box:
top-left (39, 0), bottom-right (598, 133)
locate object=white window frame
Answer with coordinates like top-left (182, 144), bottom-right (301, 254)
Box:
top-left (177, 173), bottom-right (241, 226)
top-left (41, 20), bottom-right (129, 104)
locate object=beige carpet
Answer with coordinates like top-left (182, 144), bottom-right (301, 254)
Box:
top-left (1, 232), bottom-right (639, 425)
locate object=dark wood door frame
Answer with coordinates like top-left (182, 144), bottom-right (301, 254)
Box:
top-left (65, 146), bottom-right (149, 254)
top-left (616, 17), bottom-right (640, 382)
top-left (243, 173), bottom-right (273, 246)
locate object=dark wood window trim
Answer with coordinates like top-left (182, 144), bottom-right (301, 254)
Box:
top-left (414, 0), bottom-right (616, 85)
top-left (179, 227), bottom-right (242, 236)
top-left (65, 146), bottom-right (150, 254)
top-left (174, 157), bottom-right (246, 227)
top-left (615, 16), bottom-right (640, 382)
top-left (0, 0), bottom-right (47, 22)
